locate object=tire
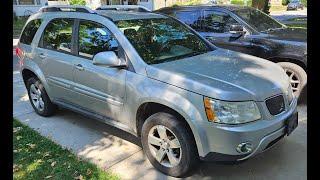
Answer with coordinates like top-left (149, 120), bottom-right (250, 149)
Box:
top-left (277, 62), bottom-right (307, 98)
top-left (141, 112), bottom-right (198, 177)
top-left (26, 77), bottom-right (56, 117)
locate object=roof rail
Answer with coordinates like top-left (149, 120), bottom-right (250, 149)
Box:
top-left (39, 5), bottom-right (96, 14)
top-left (96, 5), bottom-right (150, 12)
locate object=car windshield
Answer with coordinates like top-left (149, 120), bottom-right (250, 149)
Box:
top-left (233, 8), bottom-right (284, 33)
top-left (115, 18), bottom-right (211, 64)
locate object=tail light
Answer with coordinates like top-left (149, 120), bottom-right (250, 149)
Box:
top-left (16, 47), bottom-right (24, 59)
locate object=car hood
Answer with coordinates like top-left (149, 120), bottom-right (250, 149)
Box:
top-left (146, 49), bottom-right (290, 101)
top-left (264, 27), bottom-right (307, 42)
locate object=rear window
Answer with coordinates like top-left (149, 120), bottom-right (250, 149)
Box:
top-left (20, 19), bottom-right (42, 45)
top-left (40, 18), bottom-right (74, 53)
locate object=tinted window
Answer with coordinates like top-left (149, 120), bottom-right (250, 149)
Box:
top-left (202, 10), bottom-right (239, 33)
top-left (78, 20), bottom-right (119, 59)
top-left (175, 11), bottom-right (202, 31)
top-left (233, 8), bottom-right (283, 32)
top-left (116, 18), bottom-right (211, 65)
top-left (20, 19), bottom-right (42, 45)
top-left (41, 18), bottom-right (73, 53)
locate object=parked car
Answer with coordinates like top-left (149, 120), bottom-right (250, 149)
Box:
top-left (156, 5), bottom-right (307, 97)
top-left (287, 0), bottom-right (304, 10)
top-left (17, 5), bottom-right (298, 177)
top-left (95, 5), bottom-right (151, 12)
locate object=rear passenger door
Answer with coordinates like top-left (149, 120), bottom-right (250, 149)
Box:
top-left (71, 20), bottom-right (126, 120)
top-left (37, 18), bottom-right (77, 103)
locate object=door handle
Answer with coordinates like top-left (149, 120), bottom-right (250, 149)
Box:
top-left (38, 53), bottom-right (46, 59)
top-left (75, 64), bottom-right (84, 71)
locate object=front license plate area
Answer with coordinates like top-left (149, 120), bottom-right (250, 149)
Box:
top-left (286, 112), bottom-right (298, 136)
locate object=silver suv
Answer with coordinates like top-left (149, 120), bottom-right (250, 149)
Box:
top-left (17, 6), bottom-right (298, 177)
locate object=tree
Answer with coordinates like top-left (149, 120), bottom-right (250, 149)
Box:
top-left (252, 0), bottom-right (270, 14)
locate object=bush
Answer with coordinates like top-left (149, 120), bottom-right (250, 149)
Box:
top-left (301, 0), bottom-right (307, 7)
top-left (69, 0), bottom-right (86, 5)
top-left (282, 0), bottom-right (290, 5)
top-left (231, 0), bottom-right (244, 5)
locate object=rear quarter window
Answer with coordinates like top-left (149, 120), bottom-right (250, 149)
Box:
top-left (20, 19), bottom-right (42, 45)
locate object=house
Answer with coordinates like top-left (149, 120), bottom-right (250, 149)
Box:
top-left (85, 0), bottom-right (207, 11)
top-left (13, 0), bottom-right (48, 16)
top-left (13, 0), bottom-right (69, 16)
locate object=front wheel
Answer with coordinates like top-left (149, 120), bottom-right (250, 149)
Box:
top-left (141, 112), bottom-right (198, 177)
top-left (278, 62), bottom-right (307, 97)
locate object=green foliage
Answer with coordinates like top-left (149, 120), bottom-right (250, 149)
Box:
top-left (69, 0), bottom-right (86, 5)
top-left (13, 119), bottom-right (119, 180)
top-left (301, 0), bottom-right (307, 7)
top-left (13, 12), bottom-right (18, 21)
top-left (282, 0), bottom-right (290, 5)
top-left (231, 0), bottom-right (244, 5)
top-left (230, 0), bottom-right (252, 6)
top-left (173, 0), bottom-right (202, 6)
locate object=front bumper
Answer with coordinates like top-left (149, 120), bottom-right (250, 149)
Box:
top-left (198, 97), bottom-right (298, 162)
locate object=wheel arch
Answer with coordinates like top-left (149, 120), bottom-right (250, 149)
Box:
top-left (267, 56), bottom-right (307, 71)
top-left (134, 98), bottom-right (209, 157)
top-left (21, 67), bottom-right (52, 99)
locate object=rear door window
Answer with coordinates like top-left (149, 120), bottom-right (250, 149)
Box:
top-left (20, 19), bottom-right (42, 45)
top-left (77, 20), bottom-right (119, 59)
top-left (40, 18), bottom-right (74, 53)
top-left (175, 10), bottom-right (202, 31)
top-left (202, 10), bottom-right (239, 33)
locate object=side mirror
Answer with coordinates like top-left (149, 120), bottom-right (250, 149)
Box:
top-left (93, 51), bottom-right (126, 68)
top-left (229, 24), bottom-right (245, 34)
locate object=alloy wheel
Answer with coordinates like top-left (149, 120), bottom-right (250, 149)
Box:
top-left (148, 125), bottom-right (182, 168)
top-left (284, 68), bottom-right (301, 94)
top-left (29, 84), bottom-right (45, 111)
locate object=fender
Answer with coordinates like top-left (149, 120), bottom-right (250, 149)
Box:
top-left (134, 87), bottom-right (210, 157)
top-left (21, 60), bottom-right (53, 100)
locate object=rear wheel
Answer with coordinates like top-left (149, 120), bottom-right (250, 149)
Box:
top-left (141, 112), bottom-right (198, 177)
top-left (26, 77), bottom-right (56, 117)
top-left (278, 62), bottom-right (307, 97)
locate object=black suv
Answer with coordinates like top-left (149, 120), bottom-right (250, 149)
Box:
top-left (156, 5), bottom-right (307, 97)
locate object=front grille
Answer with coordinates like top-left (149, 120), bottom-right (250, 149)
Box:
top-left (265, 95), bottom-right (285, 115)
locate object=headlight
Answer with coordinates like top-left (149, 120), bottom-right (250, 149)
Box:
top-left (204, 97), bottom-right (261, 124)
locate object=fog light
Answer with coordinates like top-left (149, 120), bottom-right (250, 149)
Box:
top-left (236, 142), bottom-right (253, 153)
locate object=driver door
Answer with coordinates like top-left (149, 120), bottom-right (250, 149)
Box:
top-left (71, 19), bottom-right (126, 121)
top-left (198, 10), bottom-right (253, 54)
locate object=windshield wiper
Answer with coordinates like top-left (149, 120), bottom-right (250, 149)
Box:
top-left (157, 51), bottom-right (204, 64)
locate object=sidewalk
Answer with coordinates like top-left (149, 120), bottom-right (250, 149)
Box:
top-left (13, 71), bottom-right (307, 179)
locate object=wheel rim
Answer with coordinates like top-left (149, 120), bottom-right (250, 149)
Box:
top-left (284, 68), bottom-right (301, 94)
top-left (29, 84), bottom-right (45, 111)
top-left (148, 125), bottom-right (182, 168)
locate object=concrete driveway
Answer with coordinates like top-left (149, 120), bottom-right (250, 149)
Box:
top-left (13, 60), bottom-right (307, 180)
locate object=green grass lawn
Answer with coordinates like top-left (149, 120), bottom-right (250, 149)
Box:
top-left (13, 119), bottom-right (119, 180)
top-left (13, 17), bottom-right (27, 38)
